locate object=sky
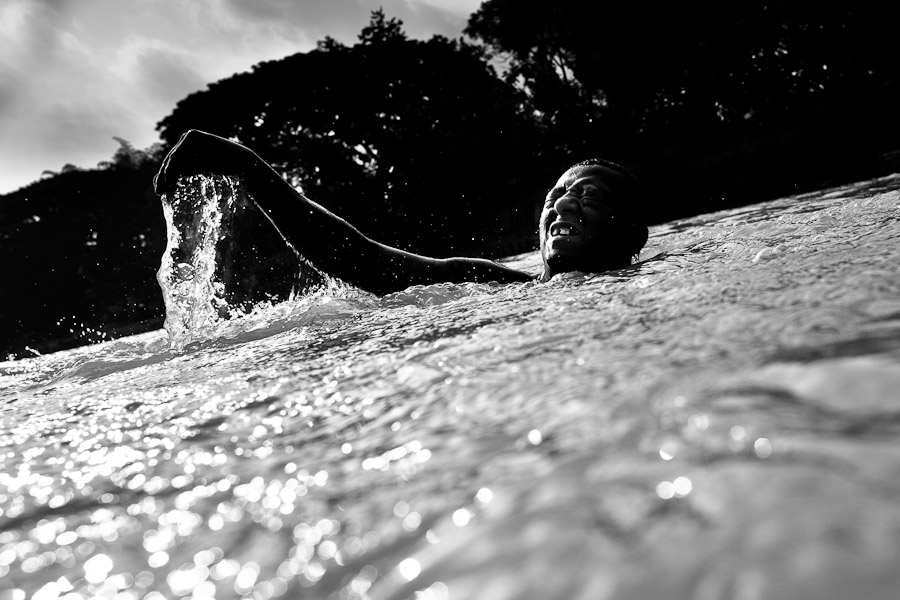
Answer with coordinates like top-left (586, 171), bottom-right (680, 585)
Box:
top-left (0, 0), bottom-right (484, 195)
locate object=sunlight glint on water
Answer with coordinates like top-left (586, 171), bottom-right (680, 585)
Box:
top-left (2, 174), bottom-right (900, 599)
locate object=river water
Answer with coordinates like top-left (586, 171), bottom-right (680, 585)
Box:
top-left (2, 174), bottom-right (900, 600)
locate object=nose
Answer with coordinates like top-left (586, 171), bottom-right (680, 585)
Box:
top-left (553, 193), bottom-right (582, 217)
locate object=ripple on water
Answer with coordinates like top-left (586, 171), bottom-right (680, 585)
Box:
top-left (2, 176), bottom-right (900, 599)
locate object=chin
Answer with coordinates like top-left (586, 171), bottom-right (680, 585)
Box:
top-left (545, 239), bottom-right (585, 260)
top-left (544, 250), bottom-right (629, 278)
top-left (543, 252), bottom-right (583, 276)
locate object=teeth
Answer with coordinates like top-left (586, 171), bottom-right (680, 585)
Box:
top-left (552, 225), bottom-right (576, 236)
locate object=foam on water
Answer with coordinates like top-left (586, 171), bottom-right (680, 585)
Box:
top-left (157, 175), bottom-right (338, 351)
top-left (2, 174), bottom-right (900, 600)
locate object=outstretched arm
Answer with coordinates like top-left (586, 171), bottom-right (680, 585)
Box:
top-left (154, 130), bottom-right (533, 295)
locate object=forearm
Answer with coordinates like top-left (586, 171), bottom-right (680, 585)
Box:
top-left (157, 130), bottom-right (533, 295)
top-left (241, 161), bottom-right (535, 293)
top-left (354, 249), bottom-right (534, 295)
top-left (241, 158), bottom-right (374, 275)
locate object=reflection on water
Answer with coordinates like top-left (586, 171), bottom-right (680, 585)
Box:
top-left (2, 174), bottom-right (900, 599)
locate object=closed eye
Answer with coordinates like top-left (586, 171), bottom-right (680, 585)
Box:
top-left (580, 184), bottom-right (601, 198)
top-left (583, 198), bottom-right (616, 215)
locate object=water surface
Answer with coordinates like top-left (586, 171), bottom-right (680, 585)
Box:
top-left (2, 174), bottom-right (900, 599)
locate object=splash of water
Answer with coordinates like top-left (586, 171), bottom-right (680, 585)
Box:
top-left (157, 175), bottom-right (234, 348)
top-left (157, 175), bottom-right (329, 350)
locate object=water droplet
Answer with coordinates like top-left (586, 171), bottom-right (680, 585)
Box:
top-left (393, 501), bottom-right (410, 518)
top-left (688, 414), bottom-right (709, 430)
top-left (754, 438), bottom-right (773, 458)
top-left (398, 558), bottom-right (421, 581)
top-left (403, 512), bottom-right (422, 531)
top-left (148, 551), bottom-right (169, 568)
top-left (673, 476), bottom-right (692, 497)
top-left (452, 509), bottom-right (471, 527)
top-left (83, 553), bottom-right (113, 584)
top-left (656, 481), bottom-right (675, 500)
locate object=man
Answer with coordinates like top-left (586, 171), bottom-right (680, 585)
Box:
top-left (154, 130), bottom-right (647, 295)
top-left (539, 157), bottom-right (647, 281)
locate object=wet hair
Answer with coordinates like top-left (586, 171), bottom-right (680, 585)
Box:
top-left (570, 157), bottom-right (634, 176)
top-left (564, 157), bottom-right (648, 258)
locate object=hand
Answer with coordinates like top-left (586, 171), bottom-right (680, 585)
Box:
top-left (153, 130), bottom-right (258, 196)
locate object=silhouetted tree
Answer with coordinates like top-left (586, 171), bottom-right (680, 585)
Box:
top-left (97, 137), bottom-right (163, 171)
top-left (466, 1), bottom-right (900, 152)
top-left (157, 10), bottom-right (541, 256)
top-left (465, 0), bottom-right (900, 218)
top-left (0, 154), bottom-right (166, 359)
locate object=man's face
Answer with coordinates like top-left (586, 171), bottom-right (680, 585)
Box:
top-left (539, 164), bottom-right (631, 278)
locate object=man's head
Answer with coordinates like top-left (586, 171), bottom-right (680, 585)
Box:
top-left (539, 159), bottom-right (648, 280)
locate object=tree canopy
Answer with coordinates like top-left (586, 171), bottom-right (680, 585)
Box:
top-left (459, 0), bottom-right (900, 220)
top-left (466, 0), bottom-right (900, 155)
top-left (157, 10), bottom-right (541, 256)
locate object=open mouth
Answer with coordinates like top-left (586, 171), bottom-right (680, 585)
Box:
top-left (549, 221), bottom-right (580, 237)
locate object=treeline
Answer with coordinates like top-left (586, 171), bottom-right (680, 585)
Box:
top-left (0, 141), bottom-right (167, 359)
top-left (155, 11), bottom-right (543, 258)
top-left (463, 0), bottom-right (900, 220)
top-left (2, 3), bottom-right (899, 358)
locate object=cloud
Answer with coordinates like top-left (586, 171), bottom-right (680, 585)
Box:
top-left (135, 47), bottom-right (207, 105)
top-left (216, 0), bottom-right (479, 45)
top-left (0, 1), bottom-right (69, 113)
top-left (1, 96), bottom-right (136, 185)
top-left (0, 0), bottom-right (483, 193)
top-left (416, 0), bottom-right (483, 14)
top-left (108, 39), bottom-right (207, 110)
